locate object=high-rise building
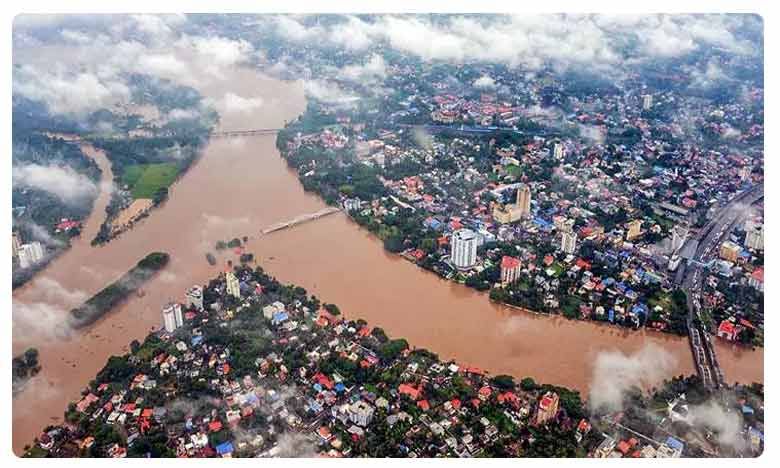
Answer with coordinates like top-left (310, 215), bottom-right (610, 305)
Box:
top-left (162, 303), bottom-right (180, 333)
top-left (500, 255), bottom-right (522, 285)
top-left (12, 231), bottom-right (21, 258)
top-left (17, 241), bottom-right (45, 269)
top-left (745, 224), bottom-right (763, 251)
top-left (516, 184), bottom-right (532, 218)
top-left (561, 230), bottom-right (577, 255)
top-left (642, 94), bottom-right (653, 110)
top-left (225, 271), bottom-right (241, 298)
top-left (186, 285), bottom-right (204, 310)
top-left (553, 143), bottom-right (564, 160)
top-left (626, 220), bottom-right (643, 241)
top-left (739, 165), bottom-right (752, 182)
top-left (450, 229), bottom-right (478, 270)
top-left (670, 225), bottom-right (689, 252)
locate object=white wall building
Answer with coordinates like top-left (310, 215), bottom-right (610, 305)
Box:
top-left (225, 271), bottom-right (241, 298)
top-left (450, 229), bottom-right (478, 270)
top-left (17, 241), bottom-right (45, 269)
top-left (348, 400), bottom-right (375, 427)
top-left (186, 285), bottom-right (204, 310)
top-left (745, 224), bottom-right (764, 251)
top-left (561, 230), bottom-right (577, 255)
top-left (162, 303), bottom-right (179, 333)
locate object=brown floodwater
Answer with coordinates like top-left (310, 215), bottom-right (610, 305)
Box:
top-left (11, 50), bottom-right (763, 454)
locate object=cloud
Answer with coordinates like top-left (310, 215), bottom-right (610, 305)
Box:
top-left (220, 92), bottom-right (265, 114)
top-left (473, 75), bottom-right (496, 89)
top-left (687, 400), bottom-right (746, 451)
top-left (588, 343), bottom-right (677, 413)
top-left (303, 80), bottom-right (359, 105)
top-left (13, 163), bottom-right (99, 205)
top-left (13, 65), bottom-right (131, 116)
top-left (338, 54), bottom-right (387, 84)
top-left (263, 14), bottom-right (760, 73)
top-left (186, 35), bottom-right (254, 67)
top-left (269, 432), bottom-right (318, 457)
top-left (12, 277), bottom-right (87, 341)
top-left (137, 53), bottom-right (189, 78)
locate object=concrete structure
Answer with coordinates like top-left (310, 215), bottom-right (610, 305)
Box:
top-left (17, 241), bottom-right (45, 269)
top-left (225, 271), bottom-right (241, 298)
top-left (162, 302), bottom-right (183, 333)
top-left (186, 285), bottom-right (204, 310)
top-left (670, 224), bottom-right (689, 252)
top-left (553, 143), bottom-right (564, 160)
top-left (450, 229), bottom-right (478, 270)
top-left (500, 255), bottom-right (521, 285)
top-left (515, 184), bottom-right (531, 218)
top-left (745, 224), bottom-right (763, 251)
top-left (12, 231), bottom-right (21, 258)
top-left (348, 400), bottom-right (375, 427)
top-left (719, 241), bottom-right (741, 263)
top-left (560, 219), bottom-right (577, 254)
top-left (626, 220), bottom-right (643, 241)
top-left (642, 94), bottom-right (653, 110)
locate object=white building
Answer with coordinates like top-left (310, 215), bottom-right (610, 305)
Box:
top-left (561, 230), bottom-right (577, 255)
top-left (162, 303), bottom-right (182, 333)
top-left (450, 229), bottom-right (478, 270)
top-left (670, 225), bottom-right (689, 253)
top-left (225, 271), bottom-right (241, 298)
top-left (642, 94), bottom-right (653, 110)
top-left (12, 231), bottom-right (21, 258)
top-left (17, 241), bottom-right (45, 269)
top-left (186, 285), bottom-right (204, 310)
top-left (348, 400), bottom-right (375, 427)
top-left (553, 143), bottom-right (565, 160)
top-left (745, 224), bottom-right (763, 251)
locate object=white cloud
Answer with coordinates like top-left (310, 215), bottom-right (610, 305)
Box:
top-left (13, 163), bottom-right (99, 205)
top-left (137, 53), bottom-right (189, 78)
top-left (303, 80), bottom-right (359, 105)
top-left (13, 65), bottom-right (131, 115)
top-left (588, 344), bottom-right (677, 413)
top-left (220, 92), bottom-right (265, 114)
top-left (338, 54), bottom-right (387, 83)
top-left (186, 35), bottom-right (253, 66)
top-left (473, 75), bottom-right (496, 89)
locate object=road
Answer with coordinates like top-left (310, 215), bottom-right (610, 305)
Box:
top-left (679, 185), bottom-right (764, 389)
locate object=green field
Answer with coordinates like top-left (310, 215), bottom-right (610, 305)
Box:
top-left (121, 163), bottom-right (179, 199)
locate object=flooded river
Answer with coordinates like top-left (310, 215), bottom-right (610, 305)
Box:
top-left (11, 53), bottom-right (763, 454)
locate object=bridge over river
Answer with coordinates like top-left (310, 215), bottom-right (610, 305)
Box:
top-left (260, 206), bottom-right (341, 235)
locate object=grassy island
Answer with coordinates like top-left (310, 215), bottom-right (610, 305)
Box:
top-left (68, 252), bottom-right (170, 328)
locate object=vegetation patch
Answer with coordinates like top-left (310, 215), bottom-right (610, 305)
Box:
top-left (121, 163), bottom-right (180, 199)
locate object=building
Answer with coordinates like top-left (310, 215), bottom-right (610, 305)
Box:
top-left (515, 184), bottom-right (532, 218)
top-left (492, 203), bottom-right (524, 224)
top-left (162, 303), bottom-right (182, 333)
top-left (594, 435), bottom-right (617, 458)
top-left (534, 391), bottom-right (560, 425)
top-left (186, 285), bottom-right (204, 311)
top-left (500, 256), bottom-right (522, 285)
top-left (719, 241), bottom-right (741, 263)
top-left (670, 224), bottom-right (689, 252)
top-left (748, 267), bottom-right (764, 292)
top-left (717, 319), bottom-right (738, 341)
top-left (225, 271), bottom-right (241, 298)
top-left (17, 241), bottom-right (45, 269)
top-left (12, 231), bottom-right (21, 258)
top-left (642, 94), bottom-right (653, 110)
top-left (626, 220), bottom-right (643, 241)
top-left (560, 219), bottom-right (577, 254)
top-left (450, 229), bottom-right (478, 270)
top-left (745, 224), bottom-right (763, 251)
top-left (348, 400), bottom-right (375, 427)
top-left (553, 143), bottom-right (565, 160)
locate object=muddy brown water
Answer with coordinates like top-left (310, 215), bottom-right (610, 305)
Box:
top-left (11, 55), bottom-right (762, 455)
